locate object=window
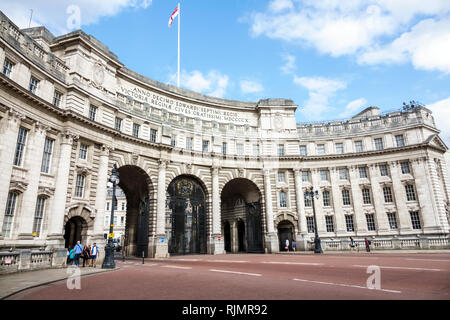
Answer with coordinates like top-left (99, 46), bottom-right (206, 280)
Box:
top-left (32, 196), bottom-right (45, 237)
top-left (405, 185), bottom-right (416, 201)
top-left (359, 167), bottom-right (368, 179)
top-left (253, 144), bottom-right (260, 156)
top-left (316, 144), bottom-right (325, 155)
top-left (202, 140), bottom-right (209, 152)
top-left (2, 192), bottom-right (18, 238)
top-left (278, 144), bottom-right (285, 156)
top-left (150, 129), bottom-right (157, 143)
top-left (362, 189), bottom-right (372, 204)
top-left (279, 191), bottom-right (287, 207)
top-left (342, 189), bottom-right (351, 206)
top-left (379, 164), bottom-right (389, 176)
top-left (106, 202), bottom-right (110, 211)
top-left (383, 186), bottom-right (393, 203)
top-left (322, 190), bottom-right (331, 207)
top-left (306, 217), bottom-right (315, 233)
top-left (320, 170), bottom-right (329, 181)
top-left (299, 145), bottom-right (307, 156)
top-left (121, 216), bottom-right (125, 225)
top-left (13, 127), bottom-right (28, 166)
top-left (366, 214), bottom-right (376, 231)
top-left (236, 143), bottom-right (244, 156)
top-left (75, 174), bottom-right (85, 198)
top-left (132, 123), bottom-right (140, 138)
top-left (53, 91), bottom-right (63, 107)
top-left (114, 118), bottom-right (122, 131)
top-left (335, 143), bottom-right (344, 154)
top-left (2, 58), bottom-right (13, 77)
top-left (121, 202), bottom-right (125, 211)
top-left (104, 215), bottom-right (109, 227)
top-left (171, 135), bottom-right (176, 147)
top-left (374, 138), bottom-right (384, 150)
top-left (278, 172), bottom-right (285, 183)
top-left (88, 105), bottom-right (97, 121)
top-left (325, 216), bottom-right (334, 232)
top-left (186, 137), bottom-right (193, 151)
top-left (355, 141), bottom-right (363, 153)
top-left (304, 193), bottom-right (312, 207)
top-left (302, 171), bottom-right (309, 182)
top-left (401, 161), bottom-right (411, 174)
top-left (29, 77), bottom-right (39, 94)
top-left (222, 142), bottom-right (227, 155)
top-left (339, 168), bottom-right (348, 180)
top-left (79, 144), bottom-right (88, 160)
top-left (410, 211), bottom-right (421, 229)
top-left (40, 138), bottom-right (54, 173)
top-left (395, 135), bottom-right (405, 147)
top-left (345, 215), bottom-right (354, 232)
top-left (387, 213), bottom-right (398, 230)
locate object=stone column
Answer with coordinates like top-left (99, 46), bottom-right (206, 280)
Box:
top-left (46, 130), bottom-right (78, 247)
top-left (294, 169), bottom-right (308, 250)
top-left (349, 165), bottom-right (367, 234)
top-left (0, 110), bottom-right (25, 239)
top-left (154, 160), bottom-right (168, 257)
top-left (389, 161), bottom-right (410, 233)
top-left (310, 169), bottom-right (326, 234)
top-left (210, 166), bottom-right (224, 254)
top-left (368, 164), bottom-right (390, 233)
top-left (17, 122), bottom-right (49, 240)
top-left (329, 167), bottom-right (347, 236)
top-left (263, 169), bottom-right (278, 252)
top-left (92, 145), bottom-right (111, 240)
top-left (427, 157), bottom-right (450, 232)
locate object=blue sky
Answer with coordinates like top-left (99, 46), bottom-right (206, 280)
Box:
top-left (1, 0), bottom-right (450, 140)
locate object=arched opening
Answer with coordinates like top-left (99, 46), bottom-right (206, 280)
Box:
top-left (223, 221), bottom-right (231, 253)
top-left (277, 220), bottom-right (295, 251)
top-left (117, 165), bottom-right (153, 258)
top-left (166, 175), bottom-right (207, 255)
top-left (221, 178), bottom-right (264, 253)
top-left (64, 216), bottom-right (88, 250)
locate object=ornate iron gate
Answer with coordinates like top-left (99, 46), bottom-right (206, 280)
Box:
top-left (246, 202), bottom-right (264, 253)
top-left (136, 195), bottom-right (150, 257)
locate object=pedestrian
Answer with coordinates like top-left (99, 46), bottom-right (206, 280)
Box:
top-left (349, 237), bottom-right (355, 252)
top-left (90, 242), bottom-right (99, 268)
top-left (365, 237), bottom-right (371, 252)
top-left (285, 238), bottom-right (289, 251)
top-left (67, 247), bottom-right (75, 265)
top-left (292, 240), bottom-right (296, 252)
top-left (82, 245), bottom-right (90, 267)
top-left (73, 241), bottom-right (83, 267)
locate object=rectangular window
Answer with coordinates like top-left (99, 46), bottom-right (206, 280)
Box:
top-left (306, 217), bottom-right (315, 233)
top-left (320, 170), bottom-right (329, 181)
top-left (278, 144), bottom-right (285, 156)
top-left (32, 196), bottom-right (45, 237)
top-left (355, 141), bottom-right (363, 153)
top-left (106, 202), bottom-right (110, 211)
top-left (387, 213), bottom-right (398, 230)
top-left (89, 105), bottom-right (97, 121)
top-left (186, 137), bottom-right (193, 151)
top-left (115, 118), bottom-right (122, 131)
top-left (362, 189), bottom-right (372, 204)
top-left (132, 123), bottom-right (140, 138)
top-left (13, 127), bottom-right (28, 167)
top-left (395, 135), bottom-right (405, 147)
top-left (236, 143), bottom-right (244, 156)
top-left (379, 164), bottom-right (389, 176)
top-left (366, 214), bottom-right (376, 231)
top-left (304, 193), bottom-right (312, 207)
top-left (171, 135), bottom-right (177, 147)
top-left (121, 202), bottom-right (125, 211)
top-left (29, 77), bottom-right (39, 94)
top-left (316, 144), bottom-right (325, 155)
top-left (383, 186), bottom-right (393, 203)
top-left (75, 174), bottom-right (85, 198)
top-left (222, 142), bottom-right (227, 155)
top-left (374, 138), bottom-right (384, 150)
top-left (53, 91), bottom-right (63, 107)
top-left (342, 189), bottom-right (351, 206)
top-left (121, 216), bottom-right (125, 225)
top-left (202, 140), bottom-right (209, 152)
top-left (40, 138), bottom-right (54, 173)
top-left (278, 172), bottom-right (285, 183)
top-left (401, 161), bottom-right (411, 174)
top-left (322, 190), bottom-right (331, 207)
top-left (79, 144), bottom-right (88, 160)
top-left (279, 191), bottom-right (287, 207)
top-left (405, 185), bottom-right (417, 201)
top-left (3, 59), bottom-right (13, 77)
top-left (325, 216), bottom-right (334, 232)
top-left (359, 167), bottom-right (368, 179)
top-left (410, 211), bottom-right (421, 229)
top-left (150, 129), bottom-right (157, 143)
top-left (339, 168), bottom-right (348, 180)
top-left (299, 145), bottom-right (307, 156)
top-left (253, 144), bottom-right (260, 156)
top-left (345, 215), bottom-right (354, 232)
top-left (2, 192), bottom-right (17, 238)
top-left (302, 171), bottom-right (309, 182)
top-left (105, 215), bottom-right (109, 227)
top-left (335, 143), bottom-right (344, 154)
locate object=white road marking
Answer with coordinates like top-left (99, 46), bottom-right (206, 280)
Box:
top-left (352, 265), bottom-right (441, 272)
top-left (209, 260), bottom-right (248, 263)
top-left (209, 269), bottom-right (262, 277)
top-left (136, 263), bottom-right (158, 266)
top-left (171, 258), bottom-right (200, 261)
top-left (292, 278), bottom-right (402, 294)
top-left (262, 261), bottom-right (324, 266)
top-left (405, 258), bottom-right (450, 263)
top-left (162, 265), bottom-right (192, 270)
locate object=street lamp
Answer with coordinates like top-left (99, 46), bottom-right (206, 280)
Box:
top-left (305, 187), bottom-right (323, 254)
top-left (102, 163), bottom-right (120, 269)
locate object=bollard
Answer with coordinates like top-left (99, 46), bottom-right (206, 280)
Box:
top-left (142, 250), bottom-right (144, 264)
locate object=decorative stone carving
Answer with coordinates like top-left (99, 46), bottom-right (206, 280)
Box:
top-left (92, 61), bottom-right (105, 88)
top-left (159, 159), bottom-right (169, 169)
top-left (9, 181), bottom-right (28, 193)
top-left (60, 130), bottom-right (79, 145)
top-left (37, 186), bottom-right (55, 198)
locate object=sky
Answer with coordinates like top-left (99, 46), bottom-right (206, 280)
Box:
top-left (1, 0), bottom-right (450, 142)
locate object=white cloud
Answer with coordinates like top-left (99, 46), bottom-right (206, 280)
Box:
top-left (338, 98), bottom-right (368, 118)
top-left (0, 0), bottom-right (152, 35)
top-left (280, 54), bottom-right (296, 75)
top-left (427, 97), bottom-right (450, 145)
top-left (240, 80), bottom-right (263, 94)
top-left (170, 70), bottom-right (230, 98)
top-left (269, 0), bottom-right (294, 13)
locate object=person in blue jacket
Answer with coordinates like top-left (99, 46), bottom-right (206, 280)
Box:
top-left (73, 241), bottom-right (83, 267)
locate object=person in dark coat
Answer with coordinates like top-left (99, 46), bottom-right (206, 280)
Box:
top-left (82, 245), bottom-right (91, 267)
top-left (365, 237), bottom-right (371, 252)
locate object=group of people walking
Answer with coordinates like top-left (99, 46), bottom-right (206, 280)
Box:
top-left (284, 239), bottom-right (296, 251)
top-left (67, 241), bottom-right (99, 267)
top-left (349, 237), bottom-right (372, 252)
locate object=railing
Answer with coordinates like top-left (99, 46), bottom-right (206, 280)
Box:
top-left (429, 238), bottom-right (449, 247)
top-left (0, 252), bottom-right (20, 274)
top-left (372, 240), bottom-right (393, 249)
top-left (30, 251), bottom-right (53, 269)
top-left (0, 249), bottom-right (67, 275)
top-left (401, 239), bottom-right (420, 248)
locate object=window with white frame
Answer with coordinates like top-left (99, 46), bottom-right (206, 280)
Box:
top-left (186, 137), bottom-right (193, 151)
top-left (2, 192), bottom-right (18, 238)
top-left (13, 127), bottom-right (28, 167)
top-left (115, 117), bottom-right (122, 131)
top-left (306, 217), bottom-right (315, 233)
top-left (299, 145), bottom-right (307, 156)
top-left (359, 167), bottom-right (368, 178)
top-left (222, 142), bottom-right (227, 155)
top-left (335, 143), bottom-right (344, 154)
top-left (253, 144), bottom-right (260, 156)
top-left (104, 215), bottom-right (109, 227)
top-left (345, 215), bottom-right (354, 232)
top-left (202, 140), bottom-right (209, 152)
top-left (342, 189), bottom-right (351, 206)
top-left (40, 138), bottom-right (54, 174)
top-left (53, 90), bottom-right (63, 107)
top-left (383, 186), bottom-right (393, 203)
top-left (171, 135), bottom-right (176, 147)
top-left (316, 144), bottom-right (325, 155)
top-left (387, 212), bottom-right (398, 230)
top-left (75, 174), bottom-right (85, 198)
top-left (302, 171), bottom-right (309, 182)
top-left (29, 76), bottom-right (39, 94)
top-left (88, 105), bottom-right (97, 121)
top-left (106, 202), bottom-right (110, 211)
top-left (278, 172), bottom-right (285, 183)
top-left (374, 138), bottom-right (384, 150)
top-left (320, 169), bottom-right (329, 181)
top-left (355, 140), bottom-right (363, 153)
top-left (400, 161), bottom-right (411, 174)
top-left (410, 211), bottom-right (421, 229)
top-left (121, 202), bottom-right (125, 211)
top-left (150, 129), bottom-right (157, 143)
top-left (405, 184), bottom-right (416, 201)
top-left (325, 216), bottom-right (334, 232)
top-left (379, 164), bottom-right (389, 176)
top-left (279, 191), bottom-right (287, 207)
top-left (79, 144), bottom-right (88, 160)
top-left (362, 188), bottom-right (372, 204)
top-left (236, 143), bottom-right (244, 156)
top-left (322, 190), bottom-right (331, 207)
top-left (278, 144), bottom-right (285, 156)
top-left (3, 58), bottom-right (14, 77)
top-left (32, 196), bottom-right (45, 237)
top-left (395, 135), bottom-right (405, 147)
top-left (121, 216), bottom-right (125, 225)
top-left (366, 214), bottom-right (376, 231)
top-left (132, 123), bottom-right (140, 138)
top-left (304, 193), bottom-right (312, 207)
top-left (339, 168), bottom-right (348, 180)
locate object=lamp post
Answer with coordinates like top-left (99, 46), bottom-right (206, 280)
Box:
top-left (102, 163), bottom-right (119, 269)
top-left (305, 187), bottom-right (323, 254)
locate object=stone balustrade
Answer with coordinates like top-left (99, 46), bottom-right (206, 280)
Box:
top-left (0, 249), bottom-right (67, 275)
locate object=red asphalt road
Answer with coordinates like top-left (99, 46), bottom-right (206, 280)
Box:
top-left (6, 253), bottom-right (450, 300)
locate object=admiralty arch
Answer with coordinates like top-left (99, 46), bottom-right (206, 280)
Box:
top-left (0, 11), bottom-right (449, 264)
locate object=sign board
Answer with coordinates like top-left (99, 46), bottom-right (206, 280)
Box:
top-left (160, 237), bottom-right (165, 243)
top-left (218, 237), bottom-right (221, 241)
top-left (4, 257), bottom-right (11, 264)
top-left (32, 232), bottom-right (37, 237)
top-left (109, 233), bottom-right (115, 238)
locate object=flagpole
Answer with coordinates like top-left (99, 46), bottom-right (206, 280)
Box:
top-left (177, 2), bottom-right (180, 88)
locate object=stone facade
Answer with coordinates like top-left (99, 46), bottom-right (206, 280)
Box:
top-left (0, 11), bottom-right (449, 266)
